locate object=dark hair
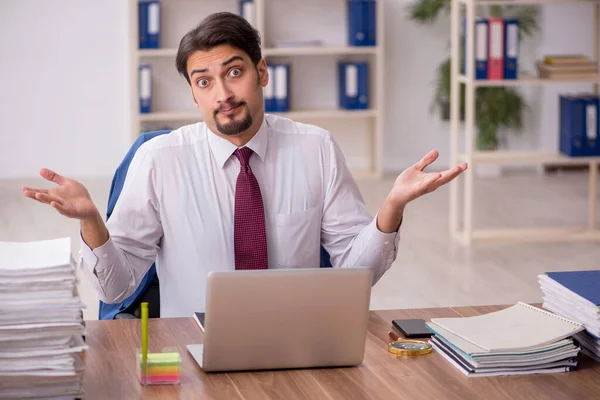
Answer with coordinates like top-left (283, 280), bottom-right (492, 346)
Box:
top-left (176, 12), bottom-right (262, 85)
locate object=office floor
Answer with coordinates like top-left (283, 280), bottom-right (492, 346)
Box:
top-left (1, 169), bottom-right (599, 320)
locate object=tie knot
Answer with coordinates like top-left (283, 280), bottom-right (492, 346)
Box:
top-left (234, 147), bottom-right (254, 167)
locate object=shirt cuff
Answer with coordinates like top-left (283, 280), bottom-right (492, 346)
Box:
top-left (367, 212), bottom-right (401, 258)
top-left (78, 234), bottom-right (119, 274)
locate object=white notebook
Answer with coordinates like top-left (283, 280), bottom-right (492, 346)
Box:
top-left (430, 302), bottom-right (584, 352)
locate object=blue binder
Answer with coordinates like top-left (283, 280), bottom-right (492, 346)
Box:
top-left (546, 270), bottom-right (600, 307)
top-left (461, 17), bottom-right (488, 79)
top-left (503, 18), bottom-right (519, 79)
top-left (582, 95), bottom-right (600, 156)
top-left (365, 0), bottom-right (376, 46)
top-left (348, 0), bottom-right (368, 46)
top-left (239, 0), bottom-right (254, 26)
top-left (139, 1), bottom-right (161, 49)
top-left (139, 64), bottom-right (152, 113)
top-left (264, 65), bottom-right (275, 112)
top-left (338, 62), bottom-right (369, 110)
top-left (272, 64), bottom-right (290, 112)
top-left (559, 95), bottom-right (585, 157)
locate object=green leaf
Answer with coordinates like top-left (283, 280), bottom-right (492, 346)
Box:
top-left (502, 6), bottom-right (540, 41)
top-left (406, 0), bottom-right (451, 24)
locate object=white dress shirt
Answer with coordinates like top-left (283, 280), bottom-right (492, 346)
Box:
top-left (79, 114), bottom-right (400, 317)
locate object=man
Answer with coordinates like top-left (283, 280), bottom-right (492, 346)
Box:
top-left (22, 12), bottom-right (467, 318)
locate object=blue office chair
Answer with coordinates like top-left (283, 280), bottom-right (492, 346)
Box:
top-left (99, 130), bottom-right (332, 320)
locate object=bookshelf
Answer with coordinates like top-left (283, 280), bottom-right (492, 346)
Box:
top-left (129, 0), bottom-right (385, 178)
top-left (449, 0), bottom-right (600, 244)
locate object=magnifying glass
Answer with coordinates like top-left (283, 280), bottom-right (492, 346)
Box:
top-left (387, 331), bottom-right (432, 356)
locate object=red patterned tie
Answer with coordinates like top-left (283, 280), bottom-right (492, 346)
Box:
top-left (233, 147), bottom-right (268, 270)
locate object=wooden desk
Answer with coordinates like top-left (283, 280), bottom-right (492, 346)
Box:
top-left (83, 305), bottom-right (600, 400)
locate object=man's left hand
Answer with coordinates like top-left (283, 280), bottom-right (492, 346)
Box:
top-left (376, 150), bottom-right (467, 233)
top-left (390, 150), bottom-right (467, 208)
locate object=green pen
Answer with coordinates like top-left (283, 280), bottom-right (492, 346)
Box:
top-left (141, 302), bottom-right (149, 383)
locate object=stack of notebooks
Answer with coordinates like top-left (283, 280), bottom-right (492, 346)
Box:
top-left (536, 55), bottom-right (598, 80)
top-left (539, 270), bottom-right (600, 363)
top-left (426, 302), bottom-right (584, 377)
top-left (0, 238), bottom-right (88, 399)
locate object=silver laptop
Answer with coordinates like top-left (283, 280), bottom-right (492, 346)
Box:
top-left (187, 267), bottom-right (373, 372)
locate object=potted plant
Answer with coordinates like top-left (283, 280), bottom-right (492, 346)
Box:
top-left (409, 1), bottom-right (540, 156)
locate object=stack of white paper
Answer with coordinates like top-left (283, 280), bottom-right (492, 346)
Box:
top-left (426, 302), bottom-right (584, 377)
top-left (0, 238), bottom-right (87, 399)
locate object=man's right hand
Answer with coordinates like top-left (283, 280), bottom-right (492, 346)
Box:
top-left (22, 168), bottom-right (109, 252)
top-left (22, 168), bottom-right (99, 221)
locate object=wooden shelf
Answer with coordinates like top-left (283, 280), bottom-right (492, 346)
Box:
top-left (139, 111), bottom-right (200, 122)
top-left (458, 150), bottom-right (600, 165)
top-left (137, 48), bottom-right (177, 58)
top-left (272, 109), bottom-right (378, 119)
top-left (467, 227), bottom-right (600, 243)
top-left (139, 109), bottom-right (378, 122)
top-left (449, 0), bottom-right (600, 244)
top-left (264, 46), bottom-right (379, 57)
top-left (458, 73), bottom-right (600, 87)
top-left (130, 0), bottom-right (386, 178)
top-left (137, 46), bottom-right (380, 59)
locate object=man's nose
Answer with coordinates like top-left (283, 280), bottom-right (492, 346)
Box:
top-left (215, 80), bottom-right (234, 104)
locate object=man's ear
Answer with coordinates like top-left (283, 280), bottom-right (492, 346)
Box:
top-left (257, 59), bottom-right (269, 88)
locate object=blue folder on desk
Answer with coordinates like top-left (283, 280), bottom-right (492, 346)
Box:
top-left (546, 270), bottom-right (600, 307)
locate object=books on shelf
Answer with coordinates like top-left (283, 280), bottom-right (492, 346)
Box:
top-left (139, 1), bottom-right (161, 49)
top-left (559, 93), bottom-right (600, 157)
top-left (538, 270), bottom-right (600, 363)
top-left (461, 17), bottom-right (519, 80)
top-left (537, 55), bottom-right (598, 80)
top-left (0, 238), bottom-right (88, 399)
top-left (264, 64), bottom-right (290, 112)
top-left (273, 39), bottom-right (325, 48)
top-left (347, 0), bottom-right (376, 47)
top-left (426, 302), bottom-right (584, 377)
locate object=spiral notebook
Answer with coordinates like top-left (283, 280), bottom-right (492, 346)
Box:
top-left (429, 302), bottom-right (584, 353)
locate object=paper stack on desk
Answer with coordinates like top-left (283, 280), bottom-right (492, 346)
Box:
top-left (0, 238), bottom-right (88, 399)
top-left (539, 270), bottom-right (600, 363)
top-left (426, 302), bottom-right (584, 377)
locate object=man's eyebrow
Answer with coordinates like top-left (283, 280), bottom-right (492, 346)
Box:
top-left (222, 55), bottom-right (244, 67)
top-left (190, 56), bottom-right (245, 77)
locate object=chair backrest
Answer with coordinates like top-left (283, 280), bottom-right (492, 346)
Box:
top-left (98, 130), bottom-right (171, 320)
top-left (98, 129), bottom-right (332, 320)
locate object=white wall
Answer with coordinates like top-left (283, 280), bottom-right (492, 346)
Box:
top-left (0, 0), bottom-right (130, 180)
top-left (0, 0), bottom-right (597, 179)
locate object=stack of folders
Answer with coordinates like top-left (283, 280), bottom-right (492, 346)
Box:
top-left (539, 270), bottom-right (600, 363)
top-left (461, 17), bottom-right (519, 80)
top-left (426, 302), bottom-right (584, 377)
top-left (0, 238), bottom-right (88, 399)
top-left (264, 64), bottom-right (290, 112)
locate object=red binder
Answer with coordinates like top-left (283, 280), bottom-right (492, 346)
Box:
top-left (487, 18), bottom-right (504, 80)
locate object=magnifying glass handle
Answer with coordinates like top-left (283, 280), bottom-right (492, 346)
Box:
top-left (388, 331), bottom-right (400, 342)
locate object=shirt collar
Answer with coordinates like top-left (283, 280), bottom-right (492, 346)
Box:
top-left (206, 116), bottom-right (268, 168)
